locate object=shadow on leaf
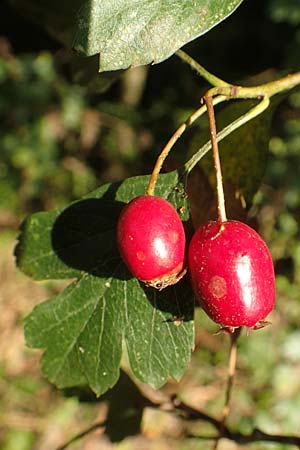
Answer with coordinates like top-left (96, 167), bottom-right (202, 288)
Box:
top-left (51, 182), bottom-right (131, 280)
top-left (141, 278), bottom-right (195, 323)
top-left (51, 176), bottom-right (194, 320)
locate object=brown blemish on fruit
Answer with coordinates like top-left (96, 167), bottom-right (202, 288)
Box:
top-left (136, 251), bottom-right (146, 261)
top-left (167, 230), bottom-right (179, 244)
top-left (208, 276), bottom-right (227, 299)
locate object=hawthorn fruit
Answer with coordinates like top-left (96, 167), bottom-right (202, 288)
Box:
top-left (117, 195), bottom-right (186, 289)
top-left (188, 220), bottom-right (275, 330)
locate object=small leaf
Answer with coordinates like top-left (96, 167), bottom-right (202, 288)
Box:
top-left (74, 0), bottom-right (244, 71)
top-left (19, 171), bottom-right (194, 396)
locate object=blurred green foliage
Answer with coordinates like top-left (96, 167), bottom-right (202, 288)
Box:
top-left (0, 52), bottom-right (98, 213)
top-left (269, 0), bottom-right (300, 25)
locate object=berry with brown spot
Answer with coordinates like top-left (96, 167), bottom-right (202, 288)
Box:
top-left (188, 220), bottom-right (275, 330)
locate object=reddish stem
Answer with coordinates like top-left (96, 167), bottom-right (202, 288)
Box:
top-left (204, 95), bottom-right (227, 223)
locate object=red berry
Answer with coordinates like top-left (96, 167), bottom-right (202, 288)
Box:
top-left (188, 220), bottom-right (275, 329)
top-left (117, 195), bottom-right (186, 289)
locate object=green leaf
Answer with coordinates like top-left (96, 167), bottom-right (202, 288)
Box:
top-left (16, 192), bottom-right (121, 281)
top-left (124, 278), bottom-right (194, 387)
top-left (11, 0), bottom-right (244, 73)
top-left (74, 0), bottom-right (244, 71)
top-left (25, 275), bottom-right (122, 390)
top-left (18, 171), bottom-right (194, 396)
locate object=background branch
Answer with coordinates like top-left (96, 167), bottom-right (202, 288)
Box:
top-left (171, 398), bottom-right (300, 447)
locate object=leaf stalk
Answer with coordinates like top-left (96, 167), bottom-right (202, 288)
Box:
top-left (176, 49), bottom-right (230, 88)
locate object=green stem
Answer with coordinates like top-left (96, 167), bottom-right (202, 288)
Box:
top-left (176, 49), bottom-right (230, 88)
top-left (177, 50), bottom-right (300, 100)
top-left (208, 72), bottom-right (300, 100)
top-left (184, 96), bottom-right (270, 174)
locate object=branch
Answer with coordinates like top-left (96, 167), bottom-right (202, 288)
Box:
top-left (177, 50), bottom-right (300, 100)
top-left (212, 328), bottom-right (241, 450)
top-left (171, 398), bottom-right (300, 447)
top-left (208, 71), bottom-right (300, 100)
top-left (54, 421), bottom-right (106, 450)
top-left (54, 396), bottom-right (300, 449)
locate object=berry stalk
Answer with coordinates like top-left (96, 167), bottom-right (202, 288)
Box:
top-left (184, 96), bottom-right (270, 174)
top-left (146, 96), bottom-right (226, 196)
top-left (204, 94), bottom-right (227, 223)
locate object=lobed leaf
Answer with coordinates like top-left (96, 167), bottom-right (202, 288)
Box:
top-left (18, 171), bottom-right (195, 396)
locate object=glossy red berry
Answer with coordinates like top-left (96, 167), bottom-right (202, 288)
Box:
top-left (188, 220), bottom-right (275, 329)
top-left (117, 195), bottom-right (186, 289)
